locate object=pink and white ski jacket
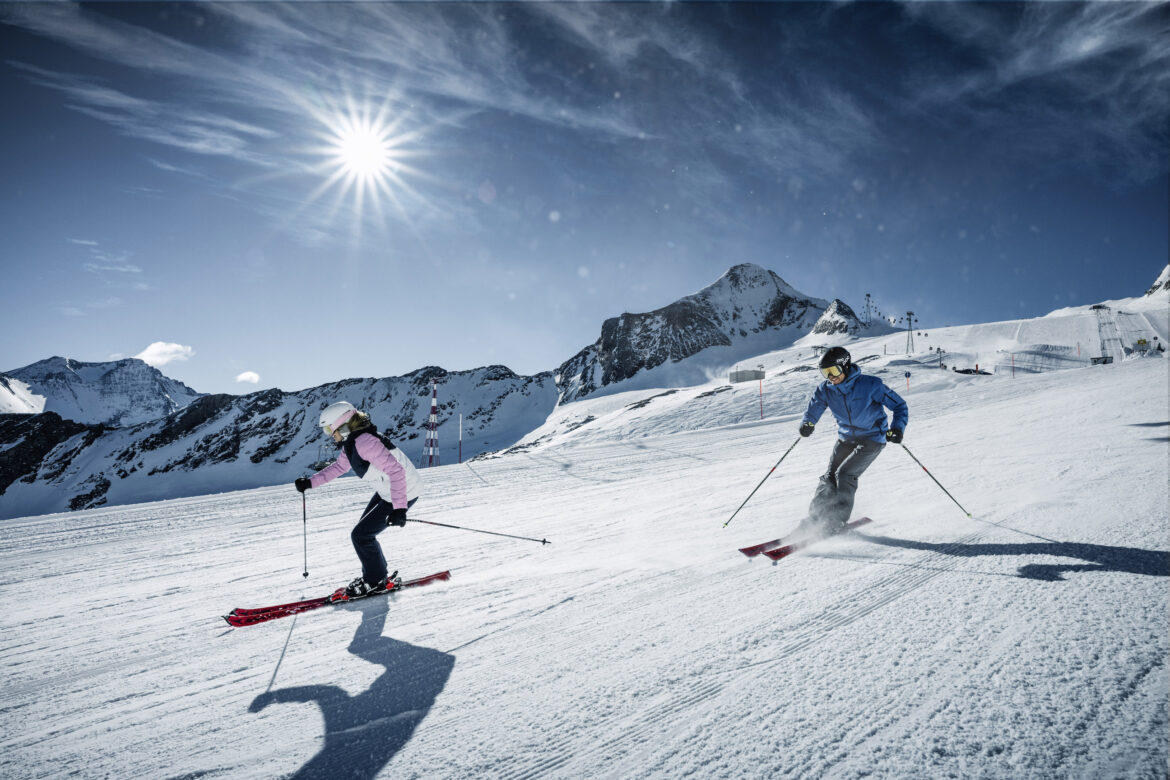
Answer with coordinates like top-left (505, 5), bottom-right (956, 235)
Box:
top-left (309, 432), bottom-right (421, 509)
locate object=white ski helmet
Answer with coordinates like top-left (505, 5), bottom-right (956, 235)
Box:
top-left (319, 401), bottom-right (359, 437)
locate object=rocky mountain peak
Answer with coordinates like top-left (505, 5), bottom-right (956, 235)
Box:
top-left (556, 263), bottom-right (827, 402)
top-left (1144, 264), bottom-right (1169, 297)
top-left (809, 299), bottom-right (865, 337)
top-left (3, 356), bottom-right (204, 426)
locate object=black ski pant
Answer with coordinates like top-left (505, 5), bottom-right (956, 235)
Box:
top-left (351, 495), bottom-right (416, 585)
top-left (808, 438), bottom-right (885, 529)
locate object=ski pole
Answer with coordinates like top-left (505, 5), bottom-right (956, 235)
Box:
top-left (407, 517), bottom-right (550, 545)
top-left (723, 436), bottom-right (801, 528)
top-left (900, 443), bottom-right (973, 518)
top-left (302, 493), bottom-right (309, 578)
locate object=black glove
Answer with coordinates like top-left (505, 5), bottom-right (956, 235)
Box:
top-left (885, 428), bottom-right (904, 444)
top-left (294, 477), bottom-right (312, 493)
top-left (799, 421), bottom-right (815, 438)
top-left (388, 508), bottom-right (408, 527)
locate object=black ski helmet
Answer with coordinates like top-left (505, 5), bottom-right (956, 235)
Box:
top-left (819, 346), bottom-right (851, 375)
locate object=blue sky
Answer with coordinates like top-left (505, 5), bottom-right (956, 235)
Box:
top-left (1, 2), bottom-right (1166, 394)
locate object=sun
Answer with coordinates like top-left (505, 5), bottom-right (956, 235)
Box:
top-left (334, 120), bottom-right (393, 182)
top-left (298, 89), bottom-right (435, 236)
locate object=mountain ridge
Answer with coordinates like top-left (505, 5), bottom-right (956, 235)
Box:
top-left (1, 262), bottom-right (1165, 519)
top-left (1, 356), bottom-right (203, 425)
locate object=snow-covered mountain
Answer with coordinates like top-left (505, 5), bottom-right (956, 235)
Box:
top-left (0, 356), bottom-right (203, 425)
top-left (806, 298), bottom-right (867, 338)
top-left (496, 270), bottom-right (1168, 457)
top-left (1145, 264), bottom-right (1170, 297)
top-left (0, 366), bottom-right (557, 519)
top-left (0, 264), bottom-right (854, 518)
top-left (555, 264), bottom-right (831, 402)
top-left (1, 264), bottom-right (1165, 520)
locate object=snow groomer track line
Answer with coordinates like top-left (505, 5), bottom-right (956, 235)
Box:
top-left (492, 528), bottom-right (995, 780)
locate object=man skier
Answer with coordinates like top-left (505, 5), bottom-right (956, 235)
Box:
top-left (295, 401), bottom-right (422, 599)
top-left (797, 346), bottom-right (908, 535)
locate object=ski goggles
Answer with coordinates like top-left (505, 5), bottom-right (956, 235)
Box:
top-left (820, 365), bottom-right (845, 379)
top-left (322, 410), bottom-right (357, 436)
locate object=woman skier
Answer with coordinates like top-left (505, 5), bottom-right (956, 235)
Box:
top-left (295, 401), bottom-right (422, 599)
top-left (797, 346), bottom-right (908, 535)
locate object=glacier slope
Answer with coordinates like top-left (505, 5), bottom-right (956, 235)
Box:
top-left (0, 355), bottom-right (1166, 778)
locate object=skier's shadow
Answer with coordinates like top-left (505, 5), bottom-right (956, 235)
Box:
top-left (857, 532), bottom-right (1170, 582)
top-left (249, 598), bottom-right (454, 779)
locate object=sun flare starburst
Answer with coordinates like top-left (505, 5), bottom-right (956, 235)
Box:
top-left (334, 120), bottom-right (394, 182)
top-left (299, 89), bottom-right (435, 237)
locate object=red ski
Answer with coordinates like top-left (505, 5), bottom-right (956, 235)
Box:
top-left (223, 570), bottom-right (451, 628)
top-left (761, 517), bottom-right (873, 561)
top-left (739, 537), bottom-right (783, 558)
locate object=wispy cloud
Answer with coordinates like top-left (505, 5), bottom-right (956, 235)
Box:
top-left (4, 0), bottom-right (1163, 244)
top-left (77, 242), bottom-right (150, 293)
top-left (118, 185), bottom-right (166, 200)
top-left (136, 342), bottom-right (194, 367)
top-left (900, 2), bottom-right (1169, 181)
top-left (57, 296), bottom-right (125, 317)
top-left (5, 3), bottom-right (842, 231)
top-left (10, 61), bottom-right (279, 163)
top-left (147, 157), bottom-right (210, 179)
top-left (83, 260), bottom-right (141, 275)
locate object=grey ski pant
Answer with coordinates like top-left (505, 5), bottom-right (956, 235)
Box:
top-left (808, 438), bottom-right (885, 528)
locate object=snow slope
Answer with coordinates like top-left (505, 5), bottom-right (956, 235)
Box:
top-left (0, 375), bottom-right (43, 415)
top-left (1, 355), bottom-right (1166, 778)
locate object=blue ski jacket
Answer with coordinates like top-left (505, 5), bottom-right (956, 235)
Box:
top-left (802, 366), bottom-right (909, 443)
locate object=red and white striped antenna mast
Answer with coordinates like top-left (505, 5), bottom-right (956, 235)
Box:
top-left (421, 380), bottom-right (440, 467)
